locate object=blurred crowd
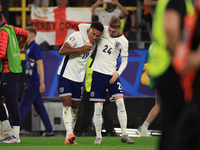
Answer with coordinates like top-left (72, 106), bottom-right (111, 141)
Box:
top-left (0, 0), bottom-right (156, 43)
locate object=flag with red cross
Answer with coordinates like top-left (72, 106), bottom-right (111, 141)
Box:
top-left (31, 5), bottom-right (92, 46)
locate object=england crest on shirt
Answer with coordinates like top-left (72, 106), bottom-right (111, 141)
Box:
top-left (115, 42), bottom-right (120, 50)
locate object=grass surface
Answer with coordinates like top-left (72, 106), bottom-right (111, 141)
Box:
top-left (0, 136), bottom-right (159, 150)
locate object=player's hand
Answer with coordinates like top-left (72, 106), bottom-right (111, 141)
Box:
top-left (109, 72), bottom-right (119, 84)
top-left (27, 4), bottom-right (32, 10)
top-left (18, 41), bottom-right (25, 51)
top-left (86, 42), bottom-right (92, 47)
top-left (81, 45), bottom-right (93, 52)
top-left (141, 71), bottom-right (150, 86)
top-left (39, 83), bottom-right (45, 93)
top-left (143, 63), bottom-right (150, 72)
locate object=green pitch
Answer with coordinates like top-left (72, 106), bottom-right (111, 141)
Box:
top-left (0, 136), bottom-right (159, 150)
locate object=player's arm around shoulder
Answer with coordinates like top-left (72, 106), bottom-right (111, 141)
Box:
top-left (78, 23), bottom-right (91, 43)
top-left (59, 32), bottom-right (92, 55)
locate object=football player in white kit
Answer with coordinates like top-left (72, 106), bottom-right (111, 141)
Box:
top-left (57, 22), bottom-right (104, 145)
top-left (78, 17), bottom-right (134, 144)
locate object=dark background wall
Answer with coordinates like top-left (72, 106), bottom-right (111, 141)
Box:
top-left (20, 97), bottom-right (162, 132)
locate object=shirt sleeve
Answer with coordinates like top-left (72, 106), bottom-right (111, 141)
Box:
top-left (32, 45), bottom-right (42, 61)
top-left (13, 26), bottom-right (28, 43)
top-left (117, 56), bottom-right (128, 75)
top-left (0, 30), bottom-right (8, 59)
top-left (120, 37), bottom-right (129, 57)
top-left (65, 32), bottom-right (80, 48)
top-left (115, 9), bottom-right (121, 17)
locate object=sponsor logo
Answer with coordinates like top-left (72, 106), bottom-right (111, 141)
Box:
top-left (13, 52), bottom-right (20, 57)
top-left (103, 36), bottom-right (107, 39)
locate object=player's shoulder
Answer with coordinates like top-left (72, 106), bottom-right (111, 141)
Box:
top-left (68, 31), bottom-right (82, 40)
top-left (113, 9), bottom-right (121, 14)
top-left (116, 35), bottom-right (128, 43)
top-left (31, 42), bottom-right (42, 51)
top-left (31, 41), bottom-right (40, 48)
top-left (70, 31), bottom-right (81, 37)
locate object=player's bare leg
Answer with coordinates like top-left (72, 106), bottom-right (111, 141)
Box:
top-left (137, 104), bottom-right (161, 137)
top-left (61, 95), bottom-right (77, 145)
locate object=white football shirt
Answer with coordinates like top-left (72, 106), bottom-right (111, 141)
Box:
top-left (95, 9), bottom-right (121, 26)
top-left (57, 31), bottom-right (95, 82)
top-left (91, 26), bottom-right (128, 75)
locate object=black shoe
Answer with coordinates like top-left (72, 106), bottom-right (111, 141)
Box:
top-left (42, 132), bottom-right (54, 137)
top-left (104, 131), bottom-right (118, 136)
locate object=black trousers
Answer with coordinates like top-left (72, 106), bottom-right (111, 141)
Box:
top-left (172, 70), bottom-right (200, 150)
top-left (154, 65), bottom-right (185, 150)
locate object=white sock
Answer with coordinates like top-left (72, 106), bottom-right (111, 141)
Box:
top-left (3, 103), bottom-right (9, 118)
top-left (1, 120), bottom-right (12, 133)
top-left (63, 106), bottom-right (73, 138)
top-left (13, 126), bottom-right (20, 139)
top-left (141, 121), bottom-right (149, 130)
top-left (71, 108), bottom-right (78, 131)
top-left (115, 98), bottom-right (127, 136)
top-left (94, 103), bottom-right (103, 138)
top-left (0, 104), bottom-right (9, 134)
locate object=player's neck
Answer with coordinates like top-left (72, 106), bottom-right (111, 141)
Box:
top-left (27, 39), bottom-right (34, 45)
top-left (106, 8), bottom-right (114, 12)
top-left (112, 31), bottom-right (121, 37)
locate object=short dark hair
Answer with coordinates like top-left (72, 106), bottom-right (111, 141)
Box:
top-left (90, 21), bottom-right (104, 32)
top-left (24, 26), bottom-right (37, 35)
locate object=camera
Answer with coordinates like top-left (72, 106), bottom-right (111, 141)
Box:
top-left (103, 0), bottom-right (112, 2)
